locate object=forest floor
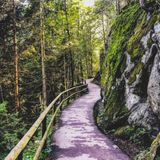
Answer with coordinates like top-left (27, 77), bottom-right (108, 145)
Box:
top-left (50, 80), bottom-right (129, 160)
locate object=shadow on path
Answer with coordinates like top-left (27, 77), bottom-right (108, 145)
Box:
top-left (51, 80), bottom-right (130, 160)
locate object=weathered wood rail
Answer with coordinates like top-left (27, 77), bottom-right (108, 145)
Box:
top-left (5, 84), bottom-right (88, 160)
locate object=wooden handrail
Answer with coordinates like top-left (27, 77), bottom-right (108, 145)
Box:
top-left (5, 84), bottom-right (88, 160)
top-left (33, 88), bottom-right (87, 160)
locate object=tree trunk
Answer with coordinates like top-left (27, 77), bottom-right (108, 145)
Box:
top-left (64, 0), bottom-right (74, 87)
top-left (13, 0), bottom-right (20, 111)
top-left (40, 0), bottom-right (47, 138)
top-left (89, 30), bottom-right (93, 77)
top-left (86, 52), bottom-right (89, 78)
top-left (0, 85), bottom-right (4, 102)
top-left (80, 60), bottom-right (83, 83)
top-left (77, 2), bottom-right (83, 84)
top-left (40, 0), bottom-right (47, 108)
top-left (63, 54), bottom-right (67, 90)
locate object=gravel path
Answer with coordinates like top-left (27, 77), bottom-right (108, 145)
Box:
top-left (52, 81), bottom-right (130, 160)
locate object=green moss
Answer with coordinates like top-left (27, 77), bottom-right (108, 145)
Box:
top-left (149, 13), bottom-right (158, 28)
top-left (128, 62), bottom-right (144, 85)
top-left (127, 11), bottom-right (158, 63)
top-left (132, 46), bottom-right (141, 59)
top-left (126, 11), bottom-right (158, 85)
top-left (114, 126), bottom-right (135, 139)
top-left (105, 91), bottom-right (127, 119)
top-left (127, 11), bottom-right (146, 60)
top-left (100, 3), bottom-right (142, 130)
top-left (135, 132), bottom-right (159, 159)
top-left (101, 3), bottom-right (141, 89)
top-left (133, 45), bottom-right (145, 61)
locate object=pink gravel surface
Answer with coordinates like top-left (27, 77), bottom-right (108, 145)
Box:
top-left (52, 80), bottom-right (130, 160)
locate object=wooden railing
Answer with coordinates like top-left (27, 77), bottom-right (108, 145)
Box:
top-left (5, 84), bottom-right (88, 160)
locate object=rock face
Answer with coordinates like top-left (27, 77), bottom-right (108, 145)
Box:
top-left (148, 23), bottom-right (160, 119)
top-left (97, 2), bottom-right (160, 134)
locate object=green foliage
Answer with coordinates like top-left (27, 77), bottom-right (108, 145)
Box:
top-left (1, 1), bottom-right (104, 159)
top-left (22, 114), bottom-right (54, 160)
top-left (0, 102), bottom-right (26, 160)
top-left (0, 101), bottom-right (7, 113)
top-left (22, 133), bottom-right (52, 160)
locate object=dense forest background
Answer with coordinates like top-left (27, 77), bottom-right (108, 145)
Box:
top-left (0, 0), bottom-right (118, 159)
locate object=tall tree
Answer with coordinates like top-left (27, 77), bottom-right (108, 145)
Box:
top-left (40, 0), bottom-right (47, 108)
top-left (40, 0), bottom-right (47, 135)
top-left (12, 0), bottom-right (20, 111)
top-left (64, 0), bottom-right (74, 87)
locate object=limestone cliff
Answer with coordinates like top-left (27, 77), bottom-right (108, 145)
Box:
top-left (96, 1), bottom-right (160, 159)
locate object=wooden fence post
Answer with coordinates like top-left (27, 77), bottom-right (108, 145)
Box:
top-left (42, 117), bottom-right (47, 148)
top-left (60, 95), bottom-right (63, 111)
top-left (67, 91), bottom-right (70, 104)
top-left (53, 104), bottom-right (56, 126)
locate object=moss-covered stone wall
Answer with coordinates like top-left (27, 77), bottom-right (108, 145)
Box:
top-left (96, 1), bottom-right (160, 159)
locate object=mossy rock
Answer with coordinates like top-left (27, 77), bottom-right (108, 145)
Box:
top-left (146, 133), bottom-right (160, 160)
top-left (135, 133), bottom-right (160, 159)
top-left (128, 62), bottom-right (144, 85)
top-left (147, 38), bottom-right (154, 49)
top-left (101, 3), bottom-right (141, 89)
top-left (100, 3), bottom-right (142, 131)
top-left (127, 10), bottom-right (158, 62)
top-left (99, 1), bottom-right (159, 146)
top-left (114, 126), bottom-right (135, 139)
top-left (127, 11), bottom-right (146, 60)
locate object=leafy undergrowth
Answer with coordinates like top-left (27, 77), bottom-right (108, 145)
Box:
top-left (22, 100), bottom-right (74, 159)
top-left (0, 102), bottom-right (27, 160)
top-left (1, 96), bottom-right (80, 160)
top-left (22, 118), bottom-right (53, 160)
top-left (0, 101), bottom-right (53, 160)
